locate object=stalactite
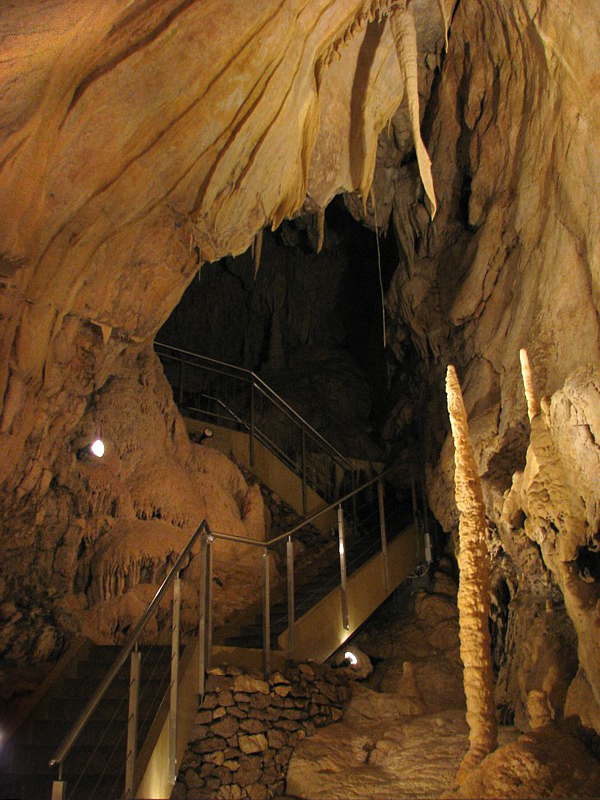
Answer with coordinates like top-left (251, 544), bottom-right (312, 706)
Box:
top-left (437, 0), bottom-right (450, 49)
top-left (254, 228), bottom-right (263, 278)
top-left (389, 3), bottom-right (437, 218)
top-left (445, 365), bottom-right (497, 782)
top-left (316, 208), bottom-right (325, 254)
top-left (519, 348), bottom-right (541, 422)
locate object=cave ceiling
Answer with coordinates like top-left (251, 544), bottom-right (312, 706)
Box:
top-left (0, 0), bottom-right (452, 485)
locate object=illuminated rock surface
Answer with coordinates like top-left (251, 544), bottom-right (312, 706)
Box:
top-left (0, 0), bottom-right (599, 795)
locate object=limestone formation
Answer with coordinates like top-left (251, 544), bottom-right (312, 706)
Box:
top-left (0, 0), bottom-right (599, 795)
top-left (445, 365), bottom-right (497, 780)
top-left (514, 355), bottom-right (600, 718)
top-left (519, 349), bottom-right (541, 423)
top-left (0, 347), bottom-right (268, 655)
top-left (389, 3), bottom-right (437, 218)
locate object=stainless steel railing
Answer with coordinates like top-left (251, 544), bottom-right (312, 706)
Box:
top-left (49, 519), bottom-right (214, 800)
top-left (154, 341), bottom-right (359, 512)
top-left (209, 462), bottom-right (414, 669)
top-left (50, 467), bottom-right (425, 800)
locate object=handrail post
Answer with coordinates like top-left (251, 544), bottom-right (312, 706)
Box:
top-left (286, 537), bottom-right (295, 661)
top-left (169, 574), bottom-right (181, 785)
top-left (249, 381), bottom-right (255, 467)
top-left (206, 536), bottom-right (214, 671)
top-left (351, 469), bottom-right (358, 537)
top-left (377, 480), bottom-right (389, 592)
top-left (338, 505), bottom-right (349, 630)
top-left (421, 467), bottom-right (429, 542)
top-left (301, 430), bottom-right (307, 517)
top-left (262, 547), bottom-right (271, 679)
top-left (178, 352), bottom-right (185, 406)
top-left (124, 644), bottom-right (141, 798)
top-left (198, 532), bottom-right (208, 697)
top-left (51, 766), bottom-right (66, 800)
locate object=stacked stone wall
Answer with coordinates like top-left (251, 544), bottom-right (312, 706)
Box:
top-left (173, 662), bottom-right (350, 799)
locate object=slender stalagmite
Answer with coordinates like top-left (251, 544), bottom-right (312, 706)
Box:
top-left (445, 365), bottom-right (497, 781)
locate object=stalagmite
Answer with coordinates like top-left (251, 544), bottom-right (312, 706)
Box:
top-left (519, 348), bottom-right (541, 421)
top-left (445, 365), bottom-right (497, 781)
top-left (389, 3), bottom-right (437, 218)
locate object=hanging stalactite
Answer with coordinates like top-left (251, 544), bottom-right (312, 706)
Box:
top-left (253, 228), bottom-right (263, 279)
top-left (519, 348), bottom-right (541, 421)
top-left (389, 2), bottom-right (438, 218)
top-left (316, 208), bottom-right (325, 254)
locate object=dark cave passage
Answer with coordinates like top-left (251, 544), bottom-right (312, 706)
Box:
top-left (158, 197), bottom-right (421, 463)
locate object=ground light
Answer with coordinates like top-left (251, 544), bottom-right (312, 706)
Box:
top-left (344, 651), bottom-right (358, 666)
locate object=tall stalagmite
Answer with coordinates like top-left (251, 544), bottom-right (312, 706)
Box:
top-left (445, 365), bottom-right (497, 780)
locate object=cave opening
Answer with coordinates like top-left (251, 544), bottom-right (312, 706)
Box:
top-left (157, 195), bottom-right (419, 464)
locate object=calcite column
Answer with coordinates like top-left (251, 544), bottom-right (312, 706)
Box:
top-left (445, 365), bottom-right (497, 780)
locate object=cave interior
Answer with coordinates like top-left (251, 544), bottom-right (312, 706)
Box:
top-left (0, 0), bottom-right (599, 798)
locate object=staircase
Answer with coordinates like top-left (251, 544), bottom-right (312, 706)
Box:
top-left (0, 643), bottom-right (173, 800)
top-left (217, 488), bottom-right (415, 652)
top-left (0, 346), bottom-right (427, 800)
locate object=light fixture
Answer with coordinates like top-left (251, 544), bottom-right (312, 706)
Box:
top-left (344, 650), bottom-right (358, 666)
top-left (90, 439), bottom-right (105, 458)
top-left (197, 427), bottom-right (214, 443)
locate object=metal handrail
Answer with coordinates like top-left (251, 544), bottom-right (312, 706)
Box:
top-left (206, 463), bottom-right (394, 551)
top-left (154, 341), bottom-right (355, 472)
top-left (49, 519), bottom-right (211, 773)
top-left (266, 463), bottom-right (398, 546)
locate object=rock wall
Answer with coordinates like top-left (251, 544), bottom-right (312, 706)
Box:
top-left (0, 346), bottom-right (269, 661)
top-left (173, 662), bottom-right (350, 800)
top-left (358, 0), bottom-right (600, 731)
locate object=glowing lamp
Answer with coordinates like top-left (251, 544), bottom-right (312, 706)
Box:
top-left (91, 439), bottom-right (105, 458)
top-left (344, 651), bottom-right (358, 666)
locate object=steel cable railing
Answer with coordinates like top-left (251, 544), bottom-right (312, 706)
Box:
top-left (49, 520), bottom-right (213, 800)
top-left (154, 342), bottom-right (359, 512)
top-left (48, 466), bottom-right (428, 798)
